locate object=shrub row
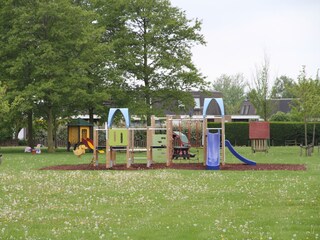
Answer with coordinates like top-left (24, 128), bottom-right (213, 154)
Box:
top-left (208, 122), bottom-right (320, 146)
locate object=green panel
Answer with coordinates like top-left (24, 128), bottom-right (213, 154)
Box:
top-left (108, 129), bottom-right (128, 146)
top-left (152, 134), bottom-right (167, 146)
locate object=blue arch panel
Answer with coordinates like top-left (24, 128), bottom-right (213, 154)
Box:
top-left (203, 98), bottom-right (225, 117)
top-left (107, 108), bottom-right (130, 128)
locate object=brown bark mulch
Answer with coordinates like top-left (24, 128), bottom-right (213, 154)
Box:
top-left (40, 163), bottom-right (306, 171)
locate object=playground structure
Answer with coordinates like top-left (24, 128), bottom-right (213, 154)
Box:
top-left (249, 121), bottom-right (270, 153)
top-left (88, 98), bottom-right (256, 169)
top-left (67, 118), bottom-right (93, 151)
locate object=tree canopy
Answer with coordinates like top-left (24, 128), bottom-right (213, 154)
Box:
top-left (248, 55), bottom-right (272, 121)
top-left (97, 0), bottom-right (207, 121)
top-left (0, 83), bottom-right (9, 117)
top-left (212, 74), bottom-right (246, 114)
top-left (290, 66), bottom-right (320, 148)
top-left (0, 0), bottom-right (207, 148)
top-left (271, 75), bottom-right (296, 99)
top-left (0, 0), bottom-right (105, 151)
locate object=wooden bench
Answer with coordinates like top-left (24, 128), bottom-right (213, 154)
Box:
top-left (285, 140), bottom-right (297, 146)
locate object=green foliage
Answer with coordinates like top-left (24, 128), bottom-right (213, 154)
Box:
top-left (225, 122), bottom-right (250, 146)
top-left (0, 83), bottom-right (13, 141)
top-left (0, 124), bottom-right (13, 142)
top-left (98, 0), bottom-right (207, 120)
top-left (208, 122), bottom-right (249, 146)
top-left (0, 83), bottom-right (9, 117)
top-left (269, 111), bottom-right (291, 122)
top-left (269, 110), bottom-right (303, 122)
top-left (208, 122), bottom-right (320, 146)
top-left (290, 66), bottom-right (320, 146)
top-left (0, 0), bottom-right (106, 151)
top-left (212, 74), bottom-right (246, 114)
top-left (290, 67), bottom-right (320, 121)
top-left (1, 0), bottom-right (208, 145)
top-left (270, 122), bottom-right (320, 146)
top-left (271, 75), bottom-right (296, 98)
top-left (248, 55), bottom-right (272, 120)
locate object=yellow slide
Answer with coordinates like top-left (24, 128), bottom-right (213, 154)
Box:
top-left (84, 138), bottom-right (105, 153)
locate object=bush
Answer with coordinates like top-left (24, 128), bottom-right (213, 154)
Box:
top-left (208, 121), bottom-right (320, 146)
top-left (270, 122), bottom-right (320, 146)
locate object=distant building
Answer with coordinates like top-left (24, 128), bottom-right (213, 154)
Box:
top-left (169, 90), bottom-right (223, 116)
top-left (239, 98), bottom-right (294, 121)
top-left (157, 91), bottom-right (260, 122)
top-left (270, 98), bottom-right (293, 114)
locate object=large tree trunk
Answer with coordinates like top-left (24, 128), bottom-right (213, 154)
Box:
top-left (304, 117), bottom-right (311, 156)
top-left (47, 106), bottom-right (55, 153)
top-left (54, 117), bottom-right (58, 149)
top-left (27, 110), bottom-right (34, 148)
top-left (304, 118), bottom-right (308, 147)
top-left (143, 17), bottom-right (151, 126)
top-left (89, 107), bottom-right (94, 139)
top-left (312, 123), bottom-right (315, 146)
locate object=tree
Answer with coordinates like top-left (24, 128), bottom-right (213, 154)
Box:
top-left (0, 83), bottom-right (9, 117)
top-left (290, 66), bottom-right (320, 153)
top-left (248, 55), bottom-right (272, 121)
top-left (269, 111), bottom-right (291, 122)
top-left (0, 0), bottom-right (104, 152)
top-left (0, 82), bottom-right (20, 142)
top-left (98, 0), bottom-right (207, 122)
top-left (0, 1), bottom-right (35, 146)
top-left (271, 75), bottom-right (296, 99)
top-left (212, 74), bottom-right (246, 114)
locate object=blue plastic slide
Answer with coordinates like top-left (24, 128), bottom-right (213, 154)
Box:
top-left (206, 131), bottom-right (220, 170)
top-left (225, 140), bottom-right (256, 165)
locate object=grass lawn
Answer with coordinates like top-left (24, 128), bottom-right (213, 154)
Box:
top-left (0, 146), bottom-right (319, 239)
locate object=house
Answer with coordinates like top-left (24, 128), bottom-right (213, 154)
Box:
top-left (158, 91), bottom-right (263, 122)
top-left (239, 98), bottom-right (294, 121)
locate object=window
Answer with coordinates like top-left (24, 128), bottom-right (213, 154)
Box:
top-left (245, 105), bottom-right (250, 114)
top-left (240, 106), bottom-right (245, 114)
top-left (241, 105), bottom-right (250, 115)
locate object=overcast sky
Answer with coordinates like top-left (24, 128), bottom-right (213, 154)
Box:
top-left (170, 0), bottom-right (320, 86)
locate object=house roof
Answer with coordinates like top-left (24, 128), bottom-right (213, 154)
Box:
top-left (67, 118), bottom-right (93, 127)
top-left (163, 90), bottom-right (223, 116)
top-left (240, 98), bottom-right (294, 116)
top-left (271, 98), bottom-right (293, 113)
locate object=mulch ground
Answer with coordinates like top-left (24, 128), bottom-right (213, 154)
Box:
top-left (40, 163), bottom-right (306, 171)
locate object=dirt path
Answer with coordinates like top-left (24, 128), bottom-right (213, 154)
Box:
top-left (40, 163), bottom-right (306, 171)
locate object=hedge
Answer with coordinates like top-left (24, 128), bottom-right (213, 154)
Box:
top-left (208, 122), bottom-right (320, 146)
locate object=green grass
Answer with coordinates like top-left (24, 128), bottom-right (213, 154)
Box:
top-left (0, 146), bottom-right (319, 239)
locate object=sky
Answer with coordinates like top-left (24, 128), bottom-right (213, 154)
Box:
top-left (170, 0), bottom-right (320, 86)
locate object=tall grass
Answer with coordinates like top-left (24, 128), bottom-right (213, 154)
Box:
top-left (0, 146), bottom-right (319, 239)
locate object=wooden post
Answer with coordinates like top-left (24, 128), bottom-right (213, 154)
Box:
top-left (151, 115), bottom-right (156, 135)
top-left (93, 129), bottom-right (98, 166)
top-left (221, 116), bottom-right (225, 165)
top-left (166, 116), bottom-right (173, 166)
top-left (106, 128), bottom-right (111, 168)
top-left (129, 129), bottom-right (134, 165)
top-left (126, 128), bottom-right (131, 168)
top-left (203, 118), bottom-right (207, 166)
top-left (147, 127), bottom-right (153, 167)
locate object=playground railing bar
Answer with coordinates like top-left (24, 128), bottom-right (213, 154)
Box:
top-left (205, 115), bottom-right (223, 119)
top-left (147, 127), bottom-right (167, 131)
top-left (171, 118), bottom-right (204, 122)
top-left (128, 128), bottom-right (148, 131)
top-left (129, 148), bottom-right (148, 152)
